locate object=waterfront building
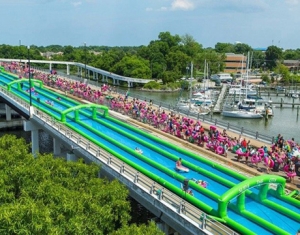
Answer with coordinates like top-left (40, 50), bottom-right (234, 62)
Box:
top-left (224, 53), bottom-right (247, 74)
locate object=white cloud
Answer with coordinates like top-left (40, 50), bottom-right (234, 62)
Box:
top-left (171, 0), bottom-right (195, 10)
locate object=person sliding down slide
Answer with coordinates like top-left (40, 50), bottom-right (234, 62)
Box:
top-left (135, 147), bottom-right (143, 154)
top-left (191, 178), bottom-right (208, 188)
top-left (175, 158), bottom-right (189, 172)
top-left (197, 180), bottom-right (208, 188)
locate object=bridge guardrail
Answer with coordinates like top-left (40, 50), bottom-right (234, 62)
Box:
top-left (0, 87), bottom-right (239, 235)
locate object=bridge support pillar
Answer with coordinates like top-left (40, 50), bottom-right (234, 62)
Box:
top-left (67, 64), bottom-right (70, 75)
top-left (49, 63), bottom-right (52, 72)
top-left (5, 104), bottom-right (11, 121)
top-left (102, 76), bottom-right (108, 83)
top-left (66, 152), bottom-right (78, 162)
top-left (127, 81), bottom-right (133, 87)
top-left (53, 137), bottom-right (61, 156)
top-left (156, 220), bottom-right (177, 235)
top-left (23, 120), bottom-right (40, 158)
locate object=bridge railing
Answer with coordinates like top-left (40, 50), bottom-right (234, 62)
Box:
top-left (0, 88), bottom-right (239, 235)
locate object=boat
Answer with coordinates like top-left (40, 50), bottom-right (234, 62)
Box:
top-left (247, 94), bottom-right (262, 100)
top-left (192, 91), bottom-right (207, 97)
top-left (211, 73), bottom-right (233, 82)
top-left (237, 98), bottom-right (256, 110)
top-left (291, 93), bottom-right (299, 99)
top-left (177, 102), bottom-right (210, 115)
top-left (228, 84), bottom-right (257, 96)
top-left (190, 97), bottom-right (213, 106)
top-left (177, 98), bottom-right (190, 107)
top-left (222, 110), bottom-right (263, 119)
top-left (176, 62), bottom-right (210, 115)
top-left (254, 99), bottom-right (274, 116)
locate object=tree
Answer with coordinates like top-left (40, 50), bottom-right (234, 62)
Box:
top-left (180, 34), bottom-right (203, 58)
top-left (94, 49), bottom-right (126, 72)
top-left (252, 51), bottom-right (265, 69)
top-left (158, 32), bottom-right (181, 50)
top-left (161, 70), bottom-right (179, 84)
top-left (274, 63), bottom-right (290, 83)
top-left (63, 45), bottom-right (77, 61)
top-left (0, 135), bottom-right (161, 234)
top-left (112, 55), bottom-right (151, 78)
top-left (194, 50), bottom-right (225, 76)
top-left (233, 43), bottom-right (252, 55)
top-left (165, 51), bottom-right (190, 77)
top-left (283, 49), bottom-right (300, 60)
top-left (265, 46), bottom-right (283, 70)
top-left (260, 73), bottom-right (270, 83)
top-left (214, 42), bottom-right (235, 53)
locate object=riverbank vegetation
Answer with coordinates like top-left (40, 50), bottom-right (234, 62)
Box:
top-left (0, 134), bottom-right (163, 235)
top-left (0, 31), bottom-right (300, 85)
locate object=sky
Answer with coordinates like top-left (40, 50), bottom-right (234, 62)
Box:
top-left (1, 0), bottom-right (300, 49)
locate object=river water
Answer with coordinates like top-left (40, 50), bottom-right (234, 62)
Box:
top-left (120, 87), bottom-right (300, 142)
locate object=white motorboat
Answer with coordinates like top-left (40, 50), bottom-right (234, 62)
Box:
top-left (291, 93), bottom-right (299, 99)
top-left (177, 102), bottom-right (210, 115)
top-left (254, 100), bottom-right (274, 116)
top-left (222, 110), bottom-right (263, 119)
top-left (190, 97), bottom-right (213, 106)
top-left (237, 98), bottom-right (256, 110)
top-left (177, 98), bottom-right (190, 107)
top-left (192, 91), bottom-right (207, 97)
top-left (228, 84), bottom-right (257, 96)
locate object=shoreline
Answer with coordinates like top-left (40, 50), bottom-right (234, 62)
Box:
top-left (139, 88), bottom-right (181, 93)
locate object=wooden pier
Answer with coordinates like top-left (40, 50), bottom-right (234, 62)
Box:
top-left (256, 87), bottom-right (300, 98)
top-left (271, 98), bottom-right (300, 108)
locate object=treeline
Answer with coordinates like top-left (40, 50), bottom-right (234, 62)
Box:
top-left (0, 31), bottom-right (300, 84)
top-left (0, 135), bottom-right (164, 235)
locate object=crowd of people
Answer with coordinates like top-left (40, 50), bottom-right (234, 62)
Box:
top-left (1, 62), bottom-right (299, 185)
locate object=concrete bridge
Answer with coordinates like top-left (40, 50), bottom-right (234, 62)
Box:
top-left (0, 58), bottom-right (154, 87)
top-left (0, 87), bottom-right (238, 235)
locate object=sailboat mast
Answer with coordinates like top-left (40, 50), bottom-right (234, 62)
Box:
top-left (246, 51), bottom-right (250, 98)
top-left (204, 59), bottom-right (206, 90)
top-left (189, 62), bottom-right (193, 110)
